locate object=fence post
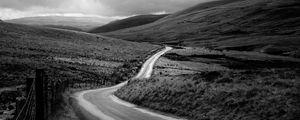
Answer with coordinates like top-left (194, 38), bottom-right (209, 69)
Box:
top-left (51, 80), bottom-right (55, 113)
top-left (35, 69), bottom-right (46, 120)
top-left (26, 78), bottom-right (34, 97)
top-left (44, 74), bottom-right (49, 117)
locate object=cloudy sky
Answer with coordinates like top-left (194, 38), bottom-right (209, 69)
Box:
top-left (0, 0), bottom-right (214, 20)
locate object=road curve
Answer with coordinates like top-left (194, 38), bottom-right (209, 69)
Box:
top-left (75, 47), bottom-right (184, 120)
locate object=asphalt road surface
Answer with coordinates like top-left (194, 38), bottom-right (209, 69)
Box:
top-left (75, 47), bottom-right (185, 120)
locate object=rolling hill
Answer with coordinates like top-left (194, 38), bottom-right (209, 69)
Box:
top-left (102, 0), bottom-right (300, 57)
top-left (5, 16), bottom-right (106, 31)
top-left (0, 21), bottom-right (160, 119)
top-left (89, 14), bottom-right (169, 33)
top-left (0, 21), bottom-right (160, 88)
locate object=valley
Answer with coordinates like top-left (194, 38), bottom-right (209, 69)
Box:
top-left (101, 0), bottom-right (300, 58)
top-left (0, 0), bottom-right (299, 120)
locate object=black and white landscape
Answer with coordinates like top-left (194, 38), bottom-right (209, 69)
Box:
top-left (0, 0), bottom-right (299, 120)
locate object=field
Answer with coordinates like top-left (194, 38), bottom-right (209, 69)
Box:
top-left (115, 47), bottom-right (300, 120)
top-left (0, 22), bottom-right (161, 119)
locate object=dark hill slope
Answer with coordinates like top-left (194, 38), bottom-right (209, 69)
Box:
top-left (0, 22), bottom-right (159, 87)
top-left (103, 0), bottom-right (300, 57)
top-left (89, 14), bottom-right (168, 33)
top-left (5, 16), bottom-right (105, 31)
top-left (165, 0), bottom-right (243, 19)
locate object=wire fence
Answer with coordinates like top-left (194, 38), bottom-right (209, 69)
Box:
top-left (12, 48), bottom-right (162, 120)
top-left (15, 80), bottom-right (35, 120)
top-left (14, 69), bottom-right (110, 120)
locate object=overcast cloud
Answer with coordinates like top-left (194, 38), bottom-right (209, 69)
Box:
top-left (0, 0), bottom-right (214, 20)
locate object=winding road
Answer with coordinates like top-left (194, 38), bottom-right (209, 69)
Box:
top-left (74, 47), bottom-right (184, 120)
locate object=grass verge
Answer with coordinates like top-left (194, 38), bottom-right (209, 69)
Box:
top-left (115, 47), bottom-right (300, 120)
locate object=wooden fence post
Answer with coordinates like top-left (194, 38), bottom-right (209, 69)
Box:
top-left (51, 80), bottom-right (55, 113)
top-left (26, 78), bottom-right (34, 97)
top-left (35, 69), bottom-right (46, 120)
top-left (44, 74), bottom-right (49, 117)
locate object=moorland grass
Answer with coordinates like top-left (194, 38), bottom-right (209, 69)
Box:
top-left (115, 47), bottom-right (300, 120)
top-left (116, 69), bottom-right (300, 120)
top-left (0, 22), bottom-right (160, 87)
top-left (0, 22), bottom-right (161, 119)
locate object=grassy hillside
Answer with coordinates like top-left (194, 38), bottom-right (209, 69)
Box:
top-left (116, 47), bottom-right (300, 120)
top-left (166, 0), bottom-right (242, 18)
top-left (0, 21), bottom-right (160, 87)
top-left (103, 0), bottom-right (300, 57)
top-left (89, 14), bottom-right (168, 33)
top-left (0, 21), bottom-right (161, 119)
top-left (5, 16), bottom-right (106, 31)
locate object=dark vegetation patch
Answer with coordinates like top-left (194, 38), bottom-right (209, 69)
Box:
top-left (163, 53), bottom-right (190, 61)
top-left (115, 69), bottom-right (300, 120)
top-left (219, 44), bottom-right (266, 51)
top-left (163, 53), bottom-right (300, 69)
top-left (221, 44), bottom-right (300, 58)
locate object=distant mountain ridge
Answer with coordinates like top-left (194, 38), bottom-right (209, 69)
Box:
top-left (89, 14), bottom-right (169, 33)
top-left (5, 16), bottom-right (106, 31)
top-left (102, 0), bottom-right (300, 57)
top-left (43, 25), bottom-right (84, 32)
